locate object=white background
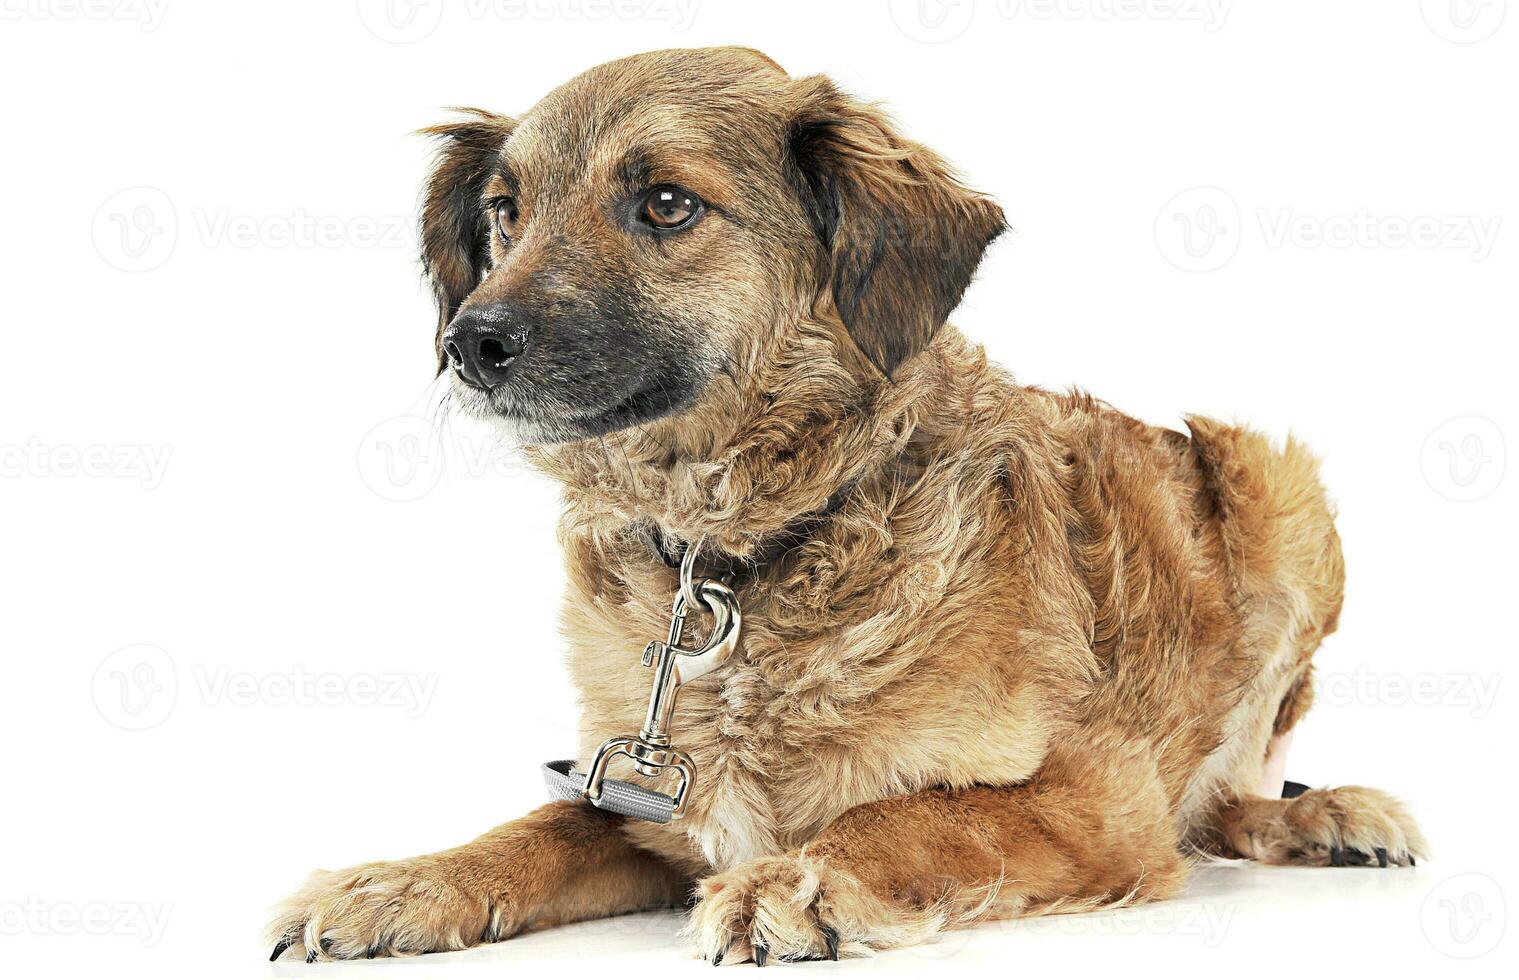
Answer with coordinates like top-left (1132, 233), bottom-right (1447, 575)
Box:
top-left (1, 1), bottom-right (1514, 977)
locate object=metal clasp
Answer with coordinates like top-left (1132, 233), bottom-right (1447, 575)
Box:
top-left (582, 542), bottom-right (741, 818)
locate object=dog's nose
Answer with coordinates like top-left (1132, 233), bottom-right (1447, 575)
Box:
top-left (441, 304), bottom-right (530, 390)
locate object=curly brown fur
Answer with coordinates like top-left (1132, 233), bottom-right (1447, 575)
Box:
top-left (271, 47), bottom-right (1425, 962)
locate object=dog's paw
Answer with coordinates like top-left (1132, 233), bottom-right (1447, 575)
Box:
top-left (1234, 786), bottom-right (1429, 868)
top-left (685, 853), bottom-right (943, 965)
top-left (267, 857), bottom-right (509, 961)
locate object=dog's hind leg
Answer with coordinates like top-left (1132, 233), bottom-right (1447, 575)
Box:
top-left (684, 729), bottom-right (1187, 963)
top-left (1209, 785), bottom-right (1428, 867)
top-left (268, 801), bottom-right (688, 961)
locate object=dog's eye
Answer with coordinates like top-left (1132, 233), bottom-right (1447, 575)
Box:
top-left (493, 197), bottom-right (518, 243)
top-left (639, 185), bottom-right (702, 230)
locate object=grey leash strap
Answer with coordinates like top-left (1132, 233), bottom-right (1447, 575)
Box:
top-left (542, 760), bottom-right (678, 824)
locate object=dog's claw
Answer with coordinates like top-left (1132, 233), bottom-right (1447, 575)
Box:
top-left (713, 945), bottom-right (726, 967)
top-left (821, 925), bottom-right (840, 961)
top-left (753, 940), bottom-right (768, 967)
top-left (1375, 847), bottom-right (1389, 868)
top-left (306, 950), bottom-right (318, 964)
top-left (270, 937), bottom-right (295, 962)
top-left (1329, 847), bottom-right (1346, 867)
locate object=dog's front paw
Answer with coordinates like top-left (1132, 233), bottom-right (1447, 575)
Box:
top-left (267, 857), bottom-right (510, 961)
top-left (686, 853), bottom-right (943, 965)
top-left (1235, 786), bottom-right (1429, 867)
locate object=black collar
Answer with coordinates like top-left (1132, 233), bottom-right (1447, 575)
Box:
top-left (636, 478), bottom-right (860, 578)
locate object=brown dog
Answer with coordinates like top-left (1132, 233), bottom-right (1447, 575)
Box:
top-left (269, 46), bottom-right (1426, 963)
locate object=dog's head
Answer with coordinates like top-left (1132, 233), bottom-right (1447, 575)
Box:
top-left (422, 47), bottom-right (1003, 444)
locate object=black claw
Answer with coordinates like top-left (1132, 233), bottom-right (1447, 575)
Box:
top-left (306, 950), bottom-right (318, 964)
top-left (821, 925), bottom-right (840, 961)
top-left (753, 941), bottom-right (768, 967)
top-left (1410, 855), bottom-right (1417, 867)
top-left (270, 937), bottom-right (295, 962)
top-left (1375, 847), bottom-right (1389, 868)
top-left (366, 944), bottom-right (379, 959)
top-left (1345, 848), bottom-right (1371, 867)
top-left (713, 945), bottom-right (726, 967)
top-left (1329, 847), bottom-right (1346, 867)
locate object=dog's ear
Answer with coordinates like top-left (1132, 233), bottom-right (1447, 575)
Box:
top-left (787, 77), bottom-right (1005, 376)
top-left (419, 109), bottom-right (516, 370)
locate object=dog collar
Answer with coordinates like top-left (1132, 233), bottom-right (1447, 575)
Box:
top-left (636, 478), bottom-right (860, 575)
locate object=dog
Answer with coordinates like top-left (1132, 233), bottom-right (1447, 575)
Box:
top-left (269, 46), bottom-right (1427, 963)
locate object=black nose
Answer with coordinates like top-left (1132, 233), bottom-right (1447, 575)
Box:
top-left (441, 304), bottom-right (531, 390)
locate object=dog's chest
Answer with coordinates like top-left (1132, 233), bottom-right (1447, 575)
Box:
top-left (566, 554), bottom-right (1048, 873)
top-left (581, 640), bottom-right (861, 861)
top-left (681, 662), bottom-right (862, 867)
top-left (568, 578), bottom-right (915, 869)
